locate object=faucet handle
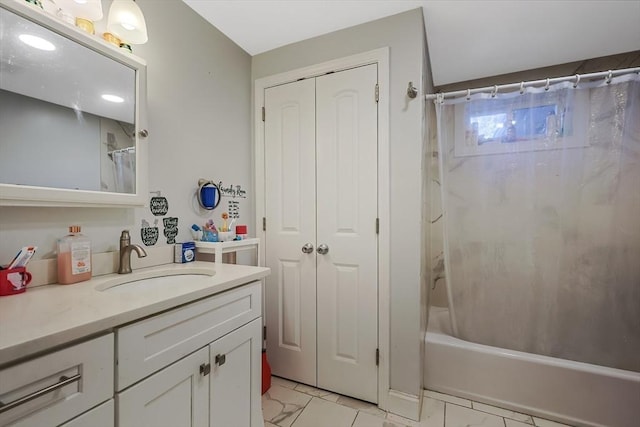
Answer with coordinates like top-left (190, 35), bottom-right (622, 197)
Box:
top-left (120, 230), bottom-right (131, 247)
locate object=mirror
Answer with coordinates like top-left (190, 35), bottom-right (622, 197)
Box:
top-left (0, 0), bottom-right (147, 207)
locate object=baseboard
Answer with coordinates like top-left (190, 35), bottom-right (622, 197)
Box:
top-left (386, 389), bottom-right (422, 421)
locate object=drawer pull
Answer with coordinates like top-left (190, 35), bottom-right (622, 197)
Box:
top-left (199, 363), bottom-right (211, 376)
top-left (215, 354), bottom-right (226, 366)
top-left (0, 373), bottom-right (81, 414)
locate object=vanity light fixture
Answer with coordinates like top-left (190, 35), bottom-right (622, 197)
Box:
top-left (19, 34), bottom-right (55, 51)
top-left (107, 0), bottom-right (148, 45)
top-left (54, 0), bottom-right (103, 21)
top-left (102, 94), bottom-right (125, 103)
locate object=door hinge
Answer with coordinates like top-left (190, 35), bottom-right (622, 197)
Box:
top-left (263, 325), bottom-right (267, 340)
top-left (375, 348), bottom-right (379, 366)
top-left (375, 83), bottom-right (379, 103)
top-left (376, 218), bottom-right (379, 234)
top-left (262, 106), bottom-right (265, 122)
top-left (263, 217), bottom-right (266, 231)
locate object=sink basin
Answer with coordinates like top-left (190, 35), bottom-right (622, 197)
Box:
top-left (95, 267), bottom-right (215, 293)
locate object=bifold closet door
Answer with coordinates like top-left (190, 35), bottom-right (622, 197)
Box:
top-left (264, 64), bottom-right (379, 403)
top-left (315, 64), bottom-right (378, 403)
top-left (264, 78), bottom-right (317, 386)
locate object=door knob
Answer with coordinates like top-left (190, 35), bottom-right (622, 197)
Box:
top-left (302, 243), bottom-right (314, 254)
top-left (317, 244), bottom-right (329, 255)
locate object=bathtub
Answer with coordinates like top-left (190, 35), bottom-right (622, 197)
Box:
top-left (424, 307), bottom-right (640, 427)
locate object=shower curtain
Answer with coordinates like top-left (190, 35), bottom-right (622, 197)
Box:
top-left (435, 73), bottom-right (640, 372)
top-left (112, 148), bottom-right (136, 193)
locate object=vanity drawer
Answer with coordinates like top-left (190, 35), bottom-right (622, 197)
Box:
top-left (116, 281), bottom-right (261, 390)
top-left (0, 334), bottom-right (114, 427)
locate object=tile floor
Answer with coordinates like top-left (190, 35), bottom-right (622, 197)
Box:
top-left (262, 377), bottom-right (574, 427)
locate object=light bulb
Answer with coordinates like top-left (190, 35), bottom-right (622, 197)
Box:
top-left (107, 0), bottom-right (148, 44)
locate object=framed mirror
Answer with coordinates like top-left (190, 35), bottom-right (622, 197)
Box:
top-left (0, 0), bottom-right (147, 207)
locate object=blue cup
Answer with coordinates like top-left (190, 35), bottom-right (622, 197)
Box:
top-left (200, 185), bottom-right (218, 209)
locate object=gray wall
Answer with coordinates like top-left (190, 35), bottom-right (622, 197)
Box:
top-left (0, 90), bottom-right (101, 191)
top-left (252, 8), bottom-right (427, 398)
top-left (0, 1), bottom-right (252, 261)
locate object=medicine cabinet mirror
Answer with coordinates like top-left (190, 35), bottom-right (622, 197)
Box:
top-left (0, 0), bottom-right (148, 207)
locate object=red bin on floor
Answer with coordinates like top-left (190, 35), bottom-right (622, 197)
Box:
top-left (262, 349), bottom-right (271, 394)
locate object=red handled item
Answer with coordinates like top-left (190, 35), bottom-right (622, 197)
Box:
top-left (0, 267), bottom-right (32, 296)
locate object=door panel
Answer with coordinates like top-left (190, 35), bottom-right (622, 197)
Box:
top-left (264, 79), bottom-right (317, 386)
top-left (316, 64), bottom-right (379, 403)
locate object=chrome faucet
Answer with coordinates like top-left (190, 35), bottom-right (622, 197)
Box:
top-left (118, 230), bottom-right (147, 274)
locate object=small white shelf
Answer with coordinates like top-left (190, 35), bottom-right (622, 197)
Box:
top-left (195, 238), bottom-right (261, 265)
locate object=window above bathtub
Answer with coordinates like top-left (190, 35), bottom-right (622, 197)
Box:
top-left (453, 86), bottom-right (588, 157)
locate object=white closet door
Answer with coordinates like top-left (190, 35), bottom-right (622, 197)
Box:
top-left (264, 78), bottom-right (317, 385)
top-left (315, 64), bottom-right (379, 403)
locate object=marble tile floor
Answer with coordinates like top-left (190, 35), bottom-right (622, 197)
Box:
top-left (262, 376), bottom-right (574, 427)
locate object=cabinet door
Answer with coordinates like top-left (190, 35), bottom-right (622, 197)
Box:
top-left (209, 318), bottom-right (262, 427)
top-left (117, 348), bottom-right (209, 427)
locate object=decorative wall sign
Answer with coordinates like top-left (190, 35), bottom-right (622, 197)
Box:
top-left (217, 181), bottom-right (247, 198)
top-left (149, 191), bottom-right (169, 216)
top-left (163, 217), bottom-right (179, 244)
top-left (141, 219), bottom-right (159, 246)
top-left (228, 200), bottom-right (240, 219)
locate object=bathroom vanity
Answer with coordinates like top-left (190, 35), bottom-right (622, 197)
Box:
top-left (0, 262), bottom-right (269, 427)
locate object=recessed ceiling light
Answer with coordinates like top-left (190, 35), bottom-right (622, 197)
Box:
top-left (102, 94), bottom-right (125, 103)
top-left (19, 34), bottom-right (55, 51)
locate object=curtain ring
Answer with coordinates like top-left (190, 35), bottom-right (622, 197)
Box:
top-left (544, 78), bottom-right (550, 91)
top-left (573, 74), bottom-right (580, 88)
top-left (436, 93), bottom-right (444, 104)
top-left (466, 89), bottom-right (471, 101)
top-left (606, 70), bottom-right (613, 84)
top-left (519, 81), bottom-right (525, 94)
top-left (491, 85), bottom-right (498, 98)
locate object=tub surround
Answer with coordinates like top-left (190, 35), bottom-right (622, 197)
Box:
top-left (0, 261), bottom-right (270, 366)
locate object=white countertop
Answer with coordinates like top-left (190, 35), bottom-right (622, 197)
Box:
top-left (0, 262), bottom-right (270, 367)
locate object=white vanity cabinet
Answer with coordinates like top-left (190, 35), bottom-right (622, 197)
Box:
top-left (0, 334), bottom-right (114, 427)
top-left (115, 281), bottom-right (263, 427)
top-left (60, 400), bottom-right (114, 427)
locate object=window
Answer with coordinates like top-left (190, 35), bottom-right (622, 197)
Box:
top-left (453, 89), bottom-right (587, 157)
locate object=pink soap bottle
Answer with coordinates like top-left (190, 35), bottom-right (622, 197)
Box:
top-left (57, 225), bottom-right (92, 284)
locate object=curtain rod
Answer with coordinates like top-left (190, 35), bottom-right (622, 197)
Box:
top-left (425, 67), bottom-right (640, 101)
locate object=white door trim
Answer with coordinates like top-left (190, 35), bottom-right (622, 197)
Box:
top-left (254, 47), bottom-right (390, 409)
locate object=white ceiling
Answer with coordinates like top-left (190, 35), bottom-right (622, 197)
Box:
top-left (182, 0), bottom-right (640, 86)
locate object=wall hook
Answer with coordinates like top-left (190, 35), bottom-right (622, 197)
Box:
top-left (407, 82), bottom-right (418, 99)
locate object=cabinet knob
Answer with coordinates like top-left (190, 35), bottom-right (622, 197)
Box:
top-left (215, 354), bottom-right (226, 366)
top-left (200, 363), bottom-right (211, 376)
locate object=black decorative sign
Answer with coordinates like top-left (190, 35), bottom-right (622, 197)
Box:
top-left (150, 196), bottom-right (169, 216)
top-left (163, 217), bottom-right (179, 244)
top-left (141, 219), bottom-right (159, 246)
top-left (228, 200), bottom-right (240, 219)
